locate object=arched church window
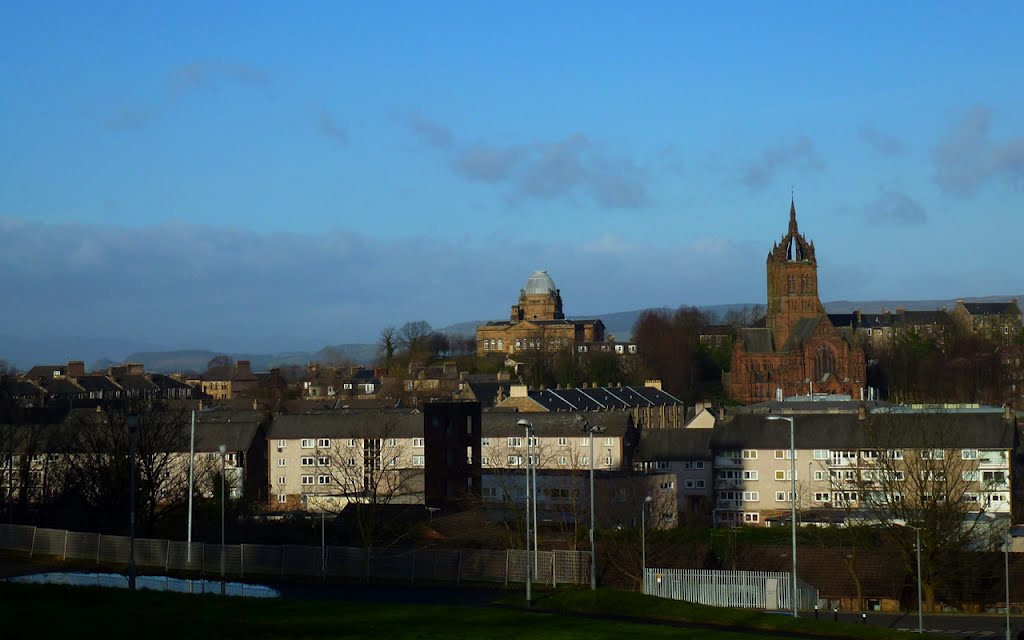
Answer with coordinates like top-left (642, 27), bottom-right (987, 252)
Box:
top-left (788, 275), bottom-right (796, 294)
top-left (801, 275), bottom-right (810, 293)
top-left (814, 344), bottom-right (836, 382)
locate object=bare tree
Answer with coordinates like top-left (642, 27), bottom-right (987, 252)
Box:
top-left (397, 320), bottom-right (433, 364)
top-left (206, 354), bottom-right (233, 372)
top-left (58, 400), bottom-right (191, 536)
top-left (377, 326), bottom-right (397, 371)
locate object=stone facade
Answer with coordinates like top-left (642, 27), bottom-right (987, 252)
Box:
top-left (476, 270), bottom-right (604, 356)
top-left (728, 202), bottom-right (866, 403)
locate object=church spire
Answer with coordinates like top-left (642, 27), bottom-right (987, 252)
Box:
top-left (788, 195), bottom-right (798, 235)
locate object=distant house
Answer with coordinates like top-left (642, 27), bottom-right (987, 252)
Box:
top-left (953, 299), bottom-right (1023, 344)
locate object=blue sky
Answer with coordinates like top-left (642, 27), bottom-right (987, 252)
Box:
top-left (2, 2), bottom-right (1022, 355)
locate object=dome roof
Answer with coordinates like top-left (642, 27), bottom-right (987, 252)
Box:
top-left (524, 270), bottom-right (557, 295)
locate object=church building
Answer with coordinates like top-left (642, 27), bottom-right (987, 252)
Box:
top-left (476, 270), bottom-right (604, 357)
top-left (728, 202), bottom-right (866, 403)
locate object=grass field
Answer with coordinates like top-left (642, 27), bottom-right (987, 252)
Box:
top-left (0, 582), bottom-right (935, 639)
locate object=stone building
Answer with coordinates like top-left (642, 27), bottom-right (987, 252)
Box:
top-left (476, 270), bottom-right (604, 356)
top-left (952, 299), bottom-right (1023, 345)
top-left (728, 202), bottom-right (866, 403)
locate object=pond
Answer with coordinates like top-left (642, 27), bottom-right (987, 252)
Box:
top-left (6, 572), bottom-right (280, 598)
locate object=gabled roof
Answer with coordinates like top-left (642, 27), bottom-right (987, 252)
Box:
top-left (780, 316), bottom-right (823, 351)
top-left (826, 313), bottom-right (856, 329)
top-left (44, 378), bottom-right (86, 395)
top-left (268, 411), bottom-right (423, 439)
top-left (481, 410), bottom-right (631, 437)
top-left (739, 328), bottom-right (774, 353)
top-left (23, 365), bottom-right (65, 380)
top-left (74, 375), bottom-right (123, 393)
top-left (634, 428), bottom-right (713, 462)
top-left (464, 381), bottom-right (512, 407)
top-left (150, 374), bottom-right (193, 390)
top-left (898, 309), bottom-right (953, 325)
top-left (527, 385), bottom-right (683, 412)
top-left (961, 301), bottom-right (1021, 316)
top-left (114, 374), bottom-right (159, 390)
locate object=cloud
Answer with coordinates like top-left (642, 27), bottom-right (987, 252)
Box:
top-left (402, 112), bottom-right (453, 148)
top-left (103, 105), bottom-right (158, 130)
top-left (168, 60), bottom-right (269, 98)
top-left (865, 189), bottom-right (927, 226)
top-left (318, 108), bottom-right (348, 146)
top-left (0, 217), bottom-right (760, 352)
top-left (933, 105), bottom-right (1024, 195)
top-left (742, 137), bottom-right (824, 189)
top-left (860, 127), bottom-right (903, 156)
top-left (411, 121), bottom-right (649, 208)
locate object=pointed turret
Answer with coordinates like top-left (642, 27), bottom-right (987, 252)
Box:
top-left (789, 197), bottom-right (798, 235)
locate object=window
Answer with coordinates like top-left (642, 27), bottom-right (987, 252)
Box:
top-left (921, 449), bottom-right (945, 460)
top-left (982, 470), bottom-right (1007, 485)
top-left (528, 436), bottom-right (538, 447)
top-left (695, 461), bottom-right (705, 470)
top-left (317, 438), bottom-right (331, 448)
top-left (603, 455), bottom-right (613, 466)
top-left (813, 450), bottom-right (828, 460)
top-left (962, 449), bottom-right (979, 460)
top-left (347, 438), bottom-right (356, 446)
top-left (742, 450), bottom-right (757, 459)
top-left (557, 437), bottom-right (567, 446)
top-left (301, 475), bottom-right (314, 485)
top-left (508, 455), bottom-right (523, 466)
top-left (814, 470), bottom-right (826, 481)
top-left (412, 438), bottom-right (424, 448)
top-left (558, 455), bottom-right (567, 465)
top-left (412, 455), bottom-right (425, 467)
top-left (301, 439), bottom-right (315, 448)
top-left (743, 470), bottom-right (758, 480)
top-left (508, 437), bottom-right (522, 448)
top-left (301, 456), bottom-right (314, 466)
top-left (659, 481), bottom-right (674, 491)
top-left (775, 470), bottom-right (797, 480)
top-left (579, 456), bottom-right (589, 466)
top-left (775, 491), bottom-right (786, 502)
top-left (386, 438), bottom-right (397, 447)
top-left (695, 480), bottom-right (705, 488)
top-left (774, 450), bottom-right (796, 460)
top-left (604, 437), bottom-right (614, 446)
top-left (743, 491), bottom-right (759, 502)
top-left (481, 456), bottom-right (490, 466)
top-left (656, 461), bottom-right (670, 470)
top-left (277, 458), bottom-right (286, 467)
top-left (482, 487), bottom-right (498, 500)
top-left (684, 479), bottom-right (694, 489)
top-left (962, 471), bottom-right (980, 482)
top-left (317, 456), bottom-right (330, 466)
top-left (815, 344), bottom-right (836, 381)
top-left (277, 440), bottom-right (287, 448)
top-left (743, 513), bottom-right (759, 523)
top-left (481, 438), bottom-right (491, 446)
top-left (814, 492), bottom-right (830, 502)
top-left (277, 476), bottom-right (286, 485)
top-left (318, 475), bottom-right (331, 485)
top-left (278, 494), bottom-right (287, 504)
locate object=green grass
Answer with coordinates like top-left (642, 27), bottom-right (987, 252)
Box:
top-left (0, 582), bottom-right (944, 640)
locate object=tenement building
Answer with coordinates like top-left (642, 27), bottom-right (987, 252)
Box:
top-left (728, 202), bottom-right (866, 403)
top-left (476, 270), bottom-right (604, 356)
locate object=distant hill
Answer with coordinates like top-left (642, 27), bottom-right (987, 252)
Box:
top-left (4, 295), bottom-right (1019, 373)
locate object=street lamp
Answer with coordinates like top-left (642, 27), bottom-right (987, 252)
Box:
top-left (516, 418), bottom-right (534, 607)
top-left (218, 443), bottom-right (227, 596)
top-left (641, 495), bottom-right (652, 582)
top-left (127, 414), bottom-right (138, 592)
top-left (892, 519), bottom-right (923, 634)
top-left (577, 415), bottom-right (603, 591)
top-left (766, 415), bottom-right (797, 617)
top-left (1004, 527), bottom-right (1011, 640)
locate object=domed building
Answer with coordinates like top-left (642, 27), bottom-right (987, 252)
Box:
top-left (476, 270), bottom-right (605, 356)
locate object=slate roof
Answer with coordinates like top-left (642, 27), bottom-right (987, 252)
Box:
top-left (898, 309), bottom-right (953, 325)
top-left (962, 301), bottom-right (1021, 316)
top-left (780, 317), bottom-right (822, 351)
top-left (44, 378), bottom-right (86, 395)
top-left (465, 381), bottom-right (512, 407)
top-left (23, 365), bottom-right (65, 380)
top-left (712, 410), bottom-right (1016, 450)
top-left (75, 375), bottom-right (123, 393)
top-left (855, 313), bottom-right (893, 329)
top-left (114, 375), bottom-right (158, 391)
top-left (193, 420), bottom-right (264, 453)
top-left (482, 410), bottom-right (631, 437)
top-left (150, 374), bottom-right (193, 390)
top-left (527, 385), bottom-right (683, 412)
top-left (739, 328), bottom-right (774, 353)
top-left (268, 411), bottom-right (424, 439)
top-left (633, 428), bottom-right (713, 462)
top-left (826, 313), bottom-right (856, 329)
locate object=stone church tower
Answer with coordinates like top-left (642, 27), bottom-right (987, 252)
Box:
top-left (728, 201), bottom-right (866, 403)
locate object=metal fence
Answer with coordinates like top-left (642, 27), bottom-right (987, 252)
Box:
top-left (0, 524), bottom-right (590, 586)
top-left (643, 568), bottom-right (818, 611)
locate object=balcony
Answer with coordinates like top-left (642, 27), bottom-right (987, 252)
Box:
top-left (714, 457), bottom-right (743, 469)
top-left (714, 479), bottom-right (741, 490)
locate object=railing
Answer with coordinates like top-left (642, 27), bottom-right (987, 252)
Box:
top-left (643, 567), bottom-right (818, 611)
top-left (0, 524), bottom-right (590, 587)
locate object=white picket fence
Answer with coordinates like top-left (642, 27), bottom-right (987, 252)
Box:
top-left (643, 568), bottom-right (818, 611)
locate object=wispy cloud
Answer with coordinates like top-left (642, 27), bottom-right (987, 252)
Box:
top-left (742, 137), bottom-right (824, 190)
top-left (318, 108), bottom-right (348, 146)
top-left (404, 118), bottom-right (650, 209)
top-left (168, 60), bottom-right (269, 99)
top-left (103, 105), bottom-right (158, 130)
top-left (932, 105), bottom-right (1024, 195)
top-left (860, 127), bottom-right (903, 156)
top-left (865, 188), bottom-right (927, 226)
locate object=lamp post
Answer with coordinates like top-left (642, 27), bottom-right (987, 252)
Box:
top-left (893, 519), bottom-right (923, 634)
top-left (577, 416), bottom-right (603, 591)
top-left (516, 418), bottom-right (534, 607)
top-left (127, 414), bottom-right (138, 591)
top-left (218, 443), bottom-right (227, 596)
top-left (641, 495), bottom-right (652, 580)
top-left (1005, 527), bottom-right (1011, 640)
top-left (766, 415), bottom-right (797, 617)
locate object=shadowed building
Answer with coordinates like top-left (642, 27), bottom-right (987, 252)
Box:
top-left (728, 202), bottom-right (866, 403)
